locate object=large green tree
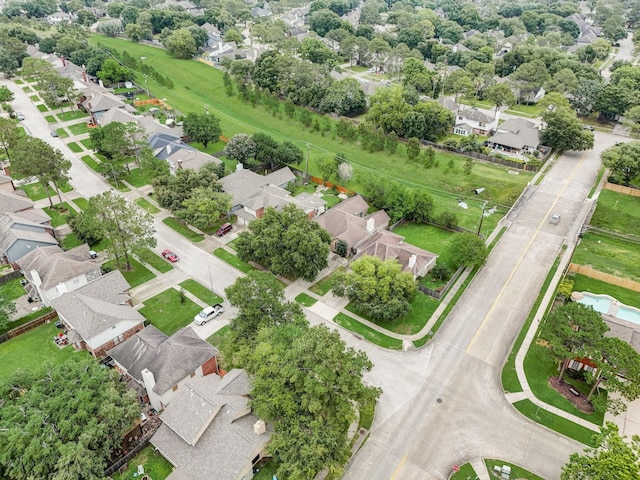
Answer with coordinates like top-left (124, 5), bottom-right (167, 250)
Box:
top-left (333, 255), bottom-right (417, 322)
top-left (164, 27), bottom-right (197, 58)
top-left (449, 232), bottom-right (487, 268)
top-left (601, 141), bottom-right (640, 186)
top-left (182, 112), bottom-right (222, 149)
top-left (541, 107), bottom-right (594, 152)
top-left (246, 323), bottom-right (380, 480)
top-left (485, 83), bottom-right (516, 117)
top-left (0, 359), bottom-right (139, 480)
top-left (0, 117), bottom-right (20, 161)
top-left (83, 191), bottom-right (156, 270)
top-left (562, 422), bottom-right (640, 480)
top-left (177, 186), bottom-right (231, 230)
top-left (152, 163), bottom-right (224, 213)
top-left (235, 204), bottom-right (331, 281)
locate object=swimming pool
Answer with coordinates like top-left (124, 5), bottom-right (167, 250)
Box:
top-left (577, 292), bottom-right (640, 325)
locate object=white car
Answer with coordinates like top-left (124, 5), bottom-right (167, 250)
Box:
top-left (16, 112), bottom-right (24, 121)
top-left (194, 304), bottom-right (224, 325)
top-left (367, 67), bottom-right (376, 73)
top-left (549, 213), bottom-right (561, 224)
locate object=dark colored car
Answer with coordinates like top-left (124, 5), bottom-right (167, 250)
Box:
top-left (161, 249), bottom-right (179, 262)
top-left (216, 223), bottom-right (232, 237)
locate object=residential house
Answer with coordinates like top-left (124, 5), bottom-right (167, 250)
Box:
top-left (315, 195), bottom-right (438, 278)
top-left (201, 23), bottom-right (222, 47)
top-left (437, 97), bottom-right (459, 114)
top-left (16, 244), bottom-right (102, 306)
top-left (47, 11), bottom-right (76, 24)
top-left (78, 85), bottom-right (136, 124)
top-left (453, 108), bottom-right (498, 136)
top-left (149, 133), bottom-right (194, 160)
top-left (151, 369), bottom-right (272, 480)
top-left (0, 175), bottom-right (14, 192)
top-left (165, 148), bottom-right (222, 173)
top-left (108, 325), bottom-right (220, 410)
top-left (50, 270), bottom-right (145, 357)
top-left (0, 190), bottom-right (49, 220)
top-left (0, 212), bottom-right (57, 266)
top-left (207, 42), bottom-right (244, 65)
top-left (99, 106), bottom-right (183, 139)
top-left (485, 117), bottom-right (541, 155)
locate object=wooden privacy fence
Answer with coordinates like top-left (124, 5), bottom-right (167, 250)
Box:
top-left (0, 310), bottom-right (58, 345)
top-left (133, 98), bottom-right (172, 110)
top-left (309, 176), bottom-right (356, 195)
top-left (569, 263), bottom-right (640, 293)
top-left (603, 182), bottom-right (640, 197)
top-left (0, 270), bottom-right (23, 285)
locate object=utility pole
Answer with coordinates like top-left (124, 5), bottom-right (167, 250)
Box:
top-left (305, 143), bottom-right (310, 181)
top-left (477, 201), bottom-right (487, 236)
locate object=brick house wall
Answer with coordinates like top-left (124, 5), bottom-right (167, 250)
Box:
top-left (202, 355), bottom-right (219, 376)
top-left (89, 323), bottom-right (145, 358)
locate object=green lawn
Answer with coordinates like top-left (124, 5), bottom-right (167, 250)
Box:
top-left (334, 313), bottom-right (403, 350)
top-left (450, 463), bottom-right (477, 480)
top-left (179, 279), bottom-right (223, 305)
top-left (73, 197), bottom-right (90, 210)
top-left (80, 138), bottom-right (93, 150)
top-left (253, 459), bottom-right (279, 480)
top-left (67, 141), bottom-right (83, 153)
top-left (135, 248), bottom-right (173, 273)
top-left (572, 274), bottom-right (640, 310)
top-left (89, 35), bottom-right (533, 230)
top-left (56, 128), bottom-right (68, 138)
top-left (22, 181), bottom-right (72, 201)
top-left (310, 268), bottom-right (343, 296)
top-left (345, 293), bottom-right (439, 335)
top-left (57, 110), bottom-right (89, 122)
top-left (45, 115), bottom-right (56, 123)
top-left (80, 154), bottom-right (100, 171)
top-left (0, 278), bottom-right (26, 301)
top-left (102, 257), bottom-right (155, 288)
top-left (484, 460), bottom-right (544, 480)
top-left (590, 189), bottom-right (640, 236)
top-left (125, 168), bottom-right (150, 188)
top-left (321, 191), bottom-right (342, 208)
top-left (67, 122), bottom-right (90, 135)
top-left (139, 288), bottom-right (202, 335)
top-left (190, 139), bottom-right (226, 155)
top-left (513, 399), bottom-right (597, 446)
top-left (1, 307), bottom-right (54, 336)
top-left (111, 445), bottom-right (172, 480)
top-left (43, 202), bottom-right (73, 227)
top-left (572, 232), bottom-right (640, 282)
top-left (393, 223), bottom-right (458, 267)
top-left (207, 324), bottom-right (230, 348)
top-left (162, 217), bottom-right (204, 242)
top-left (134, 197), bottom-right (160, 214)
top-left (61, 232), bottom-right (83, 250)
top-left (37, 103), bottom-right (48, 112)
top-left (524, 345), bottom-right (605, 425)
top-left (213, 248), bottom-right (256, 273)
top-left (29, 94), bottom-right (39, 102)
top-left (295, 292), bottom-right (318, 307)
top-left (0, 322), bottom-right (91, 382)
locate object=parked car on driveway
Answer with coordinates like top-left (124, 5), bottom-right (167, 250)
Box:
top-left (216, 223), bottom-right (232, 236)
top-left (161, 249), bottom-right (179, 262)
top-left (16, 112), bottom-right (24, 121)
top-left (194, 304), bottom-right (224, 325)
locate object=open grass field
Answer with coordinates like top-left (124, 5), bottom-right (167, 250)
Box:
top-left (571, 274), bottom-right (640, 309)
top-left (179, 279), bottom-right (223, 305)
top-left (0, 322), bottom-right (91, 382)
top-left (89, 36), bottom-right (532, 230)
top-left (590, 189), bottom-right (640, 236)
top-left (572, 232), bottom-right (640, 282)
top-left (138, 288), bottom-right (202, 335)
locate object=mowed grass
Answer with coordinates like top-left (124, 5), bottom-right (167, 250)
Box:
top-left (102, 257), bottom-right (155, 288)
top-left (67, 122), bottom-right (90, 135)
top-left (310, 268), bottom-right (343, 296)
top-left (484, 460), bottom-right (544, 480)
top-left (111, 445), bottom-right (172, 480)
top-left (0, 322), bottom-right (91, 382)
top-left (135, 197), bottom-right (160, 214)
top-left (73, 197), bottom-right (90, 210)
top-left (43, 202), bottom-right (73, 227)
top-left (513, 399), bottom-right (598, 446)
top-left (80, 154), bottom-right (100, 171)
top-left (393, 223), bottom-right (457, 267)
top-left (572, 274), bottom-right (640, 310)
top-left (450, 463), bottom-right (477, 480)
top-left (0, 278), bottom-right (26, 301)
top-left (67, 141), bottom-right (83, 153)
top-left (135, 248), bottom-right (173, 273)
top-left (213, 248), bottom-right (256, 273)
top-left (125, 168), bottom-right (150, 188)
top-left (179, 279), bottom-right (223, 305)
top-left (57, 110), bottom-right (89, 122)
top-left (22, 181), bottom-right (72, 201)
top-left (295, 292), bottom-right (318, 307)
top-left (572, 232), bottom-right (640, 282)
top-left (334, 312), bottom-right (403, 349)
top-left (162, 217), bottom-right (204, 242)
top-left (138, 288), bottom-right (202, 335)
top-left (89, 36), bottom-right (533, 228)
top-left (590, 189), bottom-right (640, 236)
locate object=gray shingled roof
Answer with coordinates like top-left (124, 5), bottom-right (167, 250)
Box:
top-left (497, 117), bottom-right (535, 134)
top-left (219, 167), bottom-right (295, 206)
top-left (151, 370), bottom-right (271, 480)
top-left (0, 214), bottom-right (57, 258)
top-left (459, 108), bottom-right (494, 124)
top-left (16, 244), bottom-right (101, 289)
top-left (50, 270), bottom-right (142, 341)
top-left (166, 149), bottom-right (221, 172)
top-left (487, 127), bottom-right (540, 150)
top-left (0, 190), bottom-right (34, 213)
top-left (108, 326), bottom-right (219, 396)
top-left (81, 92), bottom-right (126, 113)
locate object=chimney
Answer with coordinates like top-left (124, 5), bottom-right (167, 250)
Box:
top-left (56, 282), bottom-right (67, 296)
top-left (366, 217), bottom-right (375, 233)
top-left (141, 368), bottom-right (162, 411)
top-left (408, 254), bottom-right (417, 269)
top-left (177, 159), bottom-right (182, 169)
top-left (30, 270), bottom-right (42, 287)
top-left (253, 419), bottom-right (266, 435)
top-left (235, 163), bottom-right (244, 171)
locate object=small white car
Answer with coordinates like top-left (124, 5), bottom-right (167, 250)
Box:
top-left (194, 304), bottom-right (224, 325)
top-left (16, 112), bottom-right (24, 121)
top-left (549, 213), bottom-right (561, 224)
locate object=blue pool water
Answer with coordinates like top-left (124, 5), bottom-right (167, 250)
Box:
top-left (578, 293), bottom-right (640, 325)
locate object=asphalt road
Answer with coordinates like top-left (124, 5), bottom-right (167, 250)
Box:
top-left (344, 134), bottom-right (622, 480)
top-left (2, 78), bottom-right (242, 298)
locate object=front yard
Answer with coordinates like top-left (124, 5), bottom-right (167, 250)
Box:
top-left (102, 257), bottom-right (155, 288)
top-left (138, 288), bottom-right (202, 335)
top-left (178, 279), bottom-right (223, 305)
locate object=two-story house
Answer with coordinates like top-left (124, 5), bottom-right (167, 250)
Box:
top-left (0, 212), bottom-right (57, 267)
top-left (453, 108), bottom-right (498, 136)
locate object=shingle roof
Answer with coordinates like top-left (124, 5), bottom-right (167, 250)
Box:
top-left (219, 167), bottom-right (295, 206)
top-left (81, 93), bottom-right (126, 113)
top-left (166, 149), bottom-right (221, 172)
top-left (487, 127), bottom-right (540, 150)
top-left (151, 370), bottom-right (271, 480)
top-left (108, 326), bottom-right (219, 396)
top-left (0, 213), bottom-right (57, 258)
top-left (0, 190), bottom-right (33, 213)
top-left (459, 108), bottom-right (494, 124)
top-left (497, 117), bottom-right (535, 133)
top-left (50, 270), bottom-right (142, 341)
top-left (16, 244), bottom-right (101, 289)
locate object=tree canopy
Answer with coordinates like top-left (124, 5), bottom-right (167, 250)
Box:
top-left (235, 204), bottom-right (331, 281)
top-left (601, 141), bottom-right (640, 186)
top-left (541, 107), bottom-right (594, 152)
top-left (0, 359), bottom-right (139, 479)
top-left (333, 255), bottom-right (417, 322)
top-left (182, 112), bottom-right (222, 148)
top-left (449, 232), bottom-right (487, 268)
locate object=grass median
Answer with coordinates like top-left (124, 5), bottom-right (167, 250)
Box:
top-left (334, 312), bottom-right (403, 350)
top-left (213, 248), bottom-right (256, 273)
top-left (162, 217), bottom-right (204, 242)
top-left (179, 279), bottom-right (223, 305)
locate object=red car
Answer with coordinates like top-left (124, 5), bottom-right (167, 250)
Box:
top-left (161, 249), bottom-right (179, 262)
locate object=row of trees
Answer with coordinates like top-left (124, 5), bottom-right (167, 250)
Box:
top-left (223, 270), bottom-right (380, 480)
top-left (223, 132), bottom-right (304, 169)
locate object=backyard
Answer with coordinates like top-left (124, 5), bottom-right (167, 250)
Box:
top-left (111, 445), bottom-right (172, 480)
top-left (589, 189), bottom-right (640, 236)
top-left (90, 36), bottom-right (533, 231)
top-left (571, 232), bottom-right (640, 282)
top-left (138, 288), bottom-right (202, 335)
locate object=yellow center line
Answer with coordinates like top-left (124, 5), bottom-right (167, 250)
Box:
top-left (465, 151), bottom-right (588, 354)
top-left (390, 454), bottom-right (408, 480)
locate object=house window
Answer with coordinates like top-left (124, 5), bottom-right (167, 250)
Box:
top-left (479, 122), bottom-right (486, 127)
top-left (172, 385), bottom-right (178, 392)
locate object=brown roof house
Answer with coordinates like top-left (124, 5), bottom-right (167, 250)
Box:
top-left (315, 195), bottom-right (438, 278)
top-left (151, 369), bottom-right (272, 480)
top-left (219, 166), bottom-right (326, 225)
top-left (108, 325), bottom-right (219, 411)
top-left (0, 212), bottom-right (57, 266)
top-left (50, 270), bottom-right (145, 357)
top-left (16, 244), bottom-right (102, 306)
